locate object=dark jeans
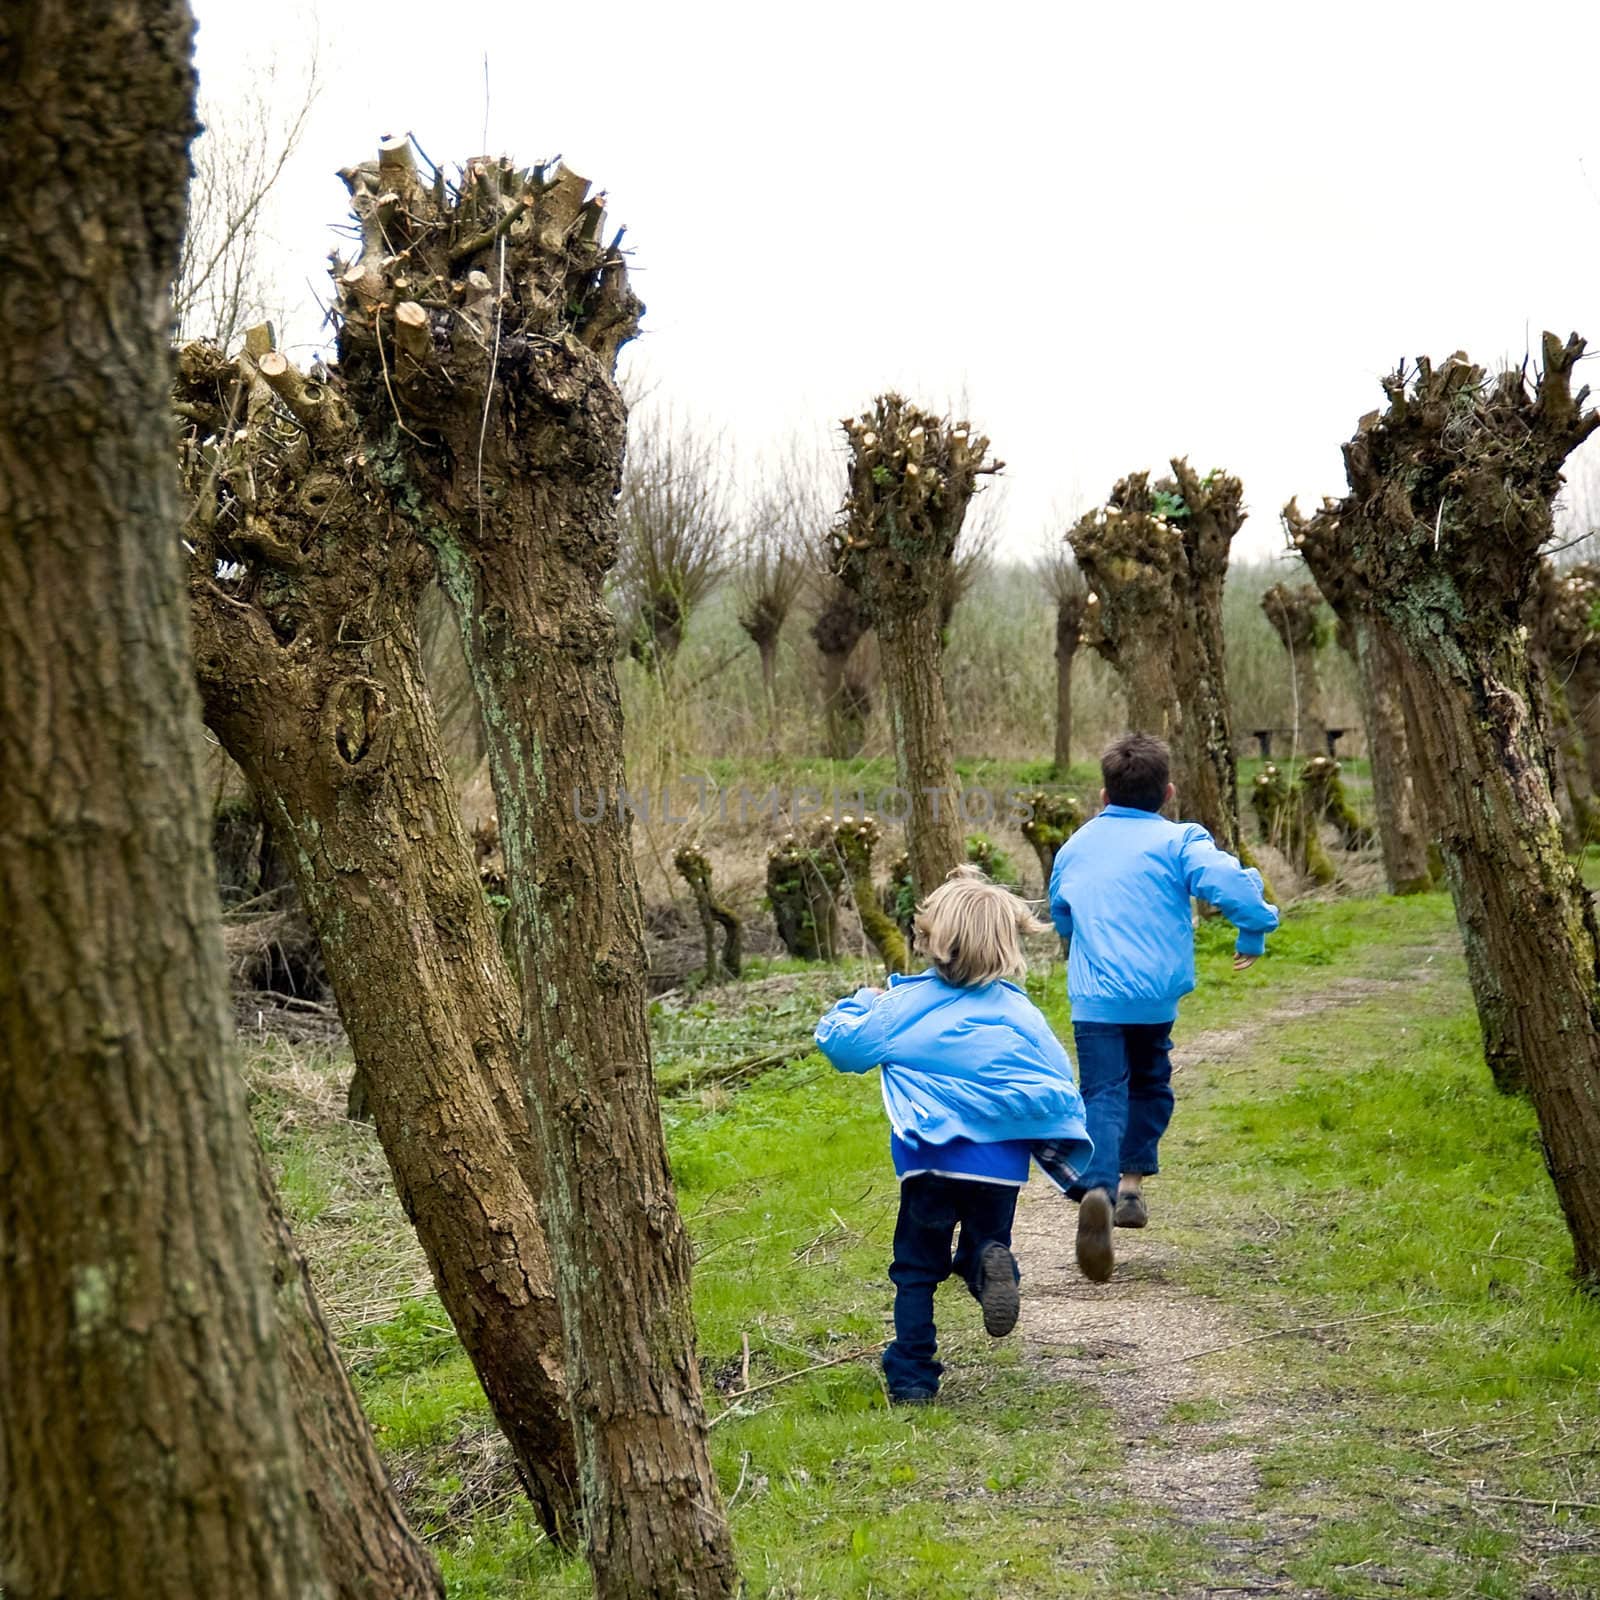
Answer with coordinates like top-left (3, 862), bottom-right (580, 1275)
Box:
top-left (1070, 1020), bottom-right (1176, 1200)
top-left (882, 1173), bottom-right (1019, 1396)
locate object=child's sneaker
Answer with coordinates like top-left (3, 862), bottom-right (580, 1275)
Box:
top-left (977, 1242), bottom-right (1020, 1337)
top-left (1114, 1191), bottom-right (1148, 1229)
top-left (1075, 1188), bottom-right (1115, 1283)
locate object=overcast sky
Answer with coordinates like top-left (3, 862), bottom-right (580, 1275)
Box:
top-left (189, 0), bottom-right (1600, 560)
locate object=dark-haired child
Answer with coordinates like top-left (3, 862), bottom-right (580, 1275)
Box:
top-left (1049, 732), bottom-right (1277, 1283)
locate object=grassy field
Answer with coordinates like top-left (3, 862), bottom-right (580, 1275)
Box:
top-left (250, 889), bottom-right (1600, 1599)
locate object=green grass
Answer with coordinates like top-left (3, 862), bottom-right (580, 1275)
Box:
top-left (262, 887), bottom-right (1600, 1597)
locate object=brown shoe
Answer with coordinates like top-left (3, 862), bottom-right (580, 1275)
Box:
top-left (1075, 1188), bottom-right (1115, 1283)
top-left (1114, 1191), bottom-right (1149, 1229)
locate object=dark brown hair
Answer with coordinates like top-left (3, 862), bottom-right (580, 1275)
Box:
top-left (1102, 732), bottom-right (1170, 811)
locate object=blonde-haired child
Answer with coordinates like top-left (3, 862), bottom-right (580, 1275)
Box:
top-left (815, 866), bottom-right (1090, 1404)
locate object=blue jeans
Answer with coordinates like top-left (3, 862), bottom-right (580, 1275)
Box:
top-left (1070, 1020), bottom-right (1176, 1199)
top-left (882, 1174), bottom-right (1019, 1396)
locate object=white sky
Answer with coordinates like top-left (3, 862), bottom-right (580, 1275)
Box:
top-left (190, 0), bottom-right (1600, 560)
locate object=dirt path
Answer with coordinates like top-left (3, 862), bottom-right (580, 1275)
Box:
top-left (1009, 967), bottom-right (1452, 1598)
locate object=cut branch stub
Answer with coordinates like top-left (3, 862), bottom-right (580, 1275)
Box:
top-left (1337, 334), bottom-right (1599, 640)
top-left (1067, 472), bottom-right (1185, 670)
top-left (831, 395), bottom-right (999, 621)
top-left (334, 146), bottom-right (643, 473)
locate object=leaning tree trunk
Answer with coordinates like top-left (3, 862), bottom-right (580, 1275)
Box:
top-left (0, 6), bottom-right (330, 1592)
top-left (1287, 500), bottom-right (1435, 894)
top-left (1331, 336), bottom-right (1600, 1276)
top-left (179, 336), bottom-right (579, 1539)
top-left (257, 1147), bottom-right (444, 1600)
top-left (334, 144), bottom-right (739, 1599)
top-left (834, 395), bottom-right (999, 895)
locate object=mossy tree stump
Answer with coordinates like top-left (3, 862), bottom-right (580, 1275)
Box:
top-left (1018, 790), bottom-right (1084, 889)
top-left (673, 846), bottom-right (741, 982)
top-left (766, 834), bottom-right (845, 960)
top-left (822, 814), bottom-right (908, 975)
top-left (1251, 764), bottom-right (1335, 887)
top-left (1297, 755), bottom-right (1371, 851)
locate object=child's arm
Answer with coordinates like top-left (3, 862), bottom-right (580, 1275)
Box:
top-left (1178, 827), bottom-right (1280, 962)
top-left (814, 988), bottom-right (893, 1074)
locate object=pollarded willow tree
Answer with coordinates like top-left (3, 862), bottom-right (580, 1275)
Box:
top-left (176, 332), bottom-right (579, 1538)
top-left (1321, 335), bottom-right (1600, 1278)
top-left (1286, 499), bottom-right (1435, 894)
top-left (833, 396), bottom-right (1000, 895)
top-left (1260, 581), bottom-right (1328, 752)
top-left (332, 141), bottom-right (739, 1598)
top-left (823, 813), bottom-right (910, 975)
top-left (1038, 540), bottom-right (1091, 774)
top-left (0, 3), bottom-right (327, 1593)
top-left (810, 567), bottom-right (874, 756)
top-left (1070, 463), bottom-right (1249, 853)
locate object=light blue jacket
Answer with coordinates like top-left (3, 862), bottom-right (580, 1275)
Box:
top-left (1049, 804), bottom-right (1278, 1023)
top-left (814, 971), bottom-right (1092, 1186)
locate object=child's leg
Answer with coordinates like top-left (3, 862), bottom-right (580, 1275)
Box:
top-left (950, 1181), bottom-right (1021, 1294)
top-left (951, 1181), bottom-right (1022, 1338)
top-left (883, 1175), bottom-right (958, 1397)
top-left (1070, 1021), bottom-right (1131, 1201)
top-left (1120, 1022), bottom-right (1176, 1183)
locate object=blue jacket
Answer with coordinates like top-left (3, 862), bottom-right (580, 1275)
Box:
top-left (814, 970), bottom-right (1092, 1187)
top-left (1049, 805), bottom-right (1279, 1024)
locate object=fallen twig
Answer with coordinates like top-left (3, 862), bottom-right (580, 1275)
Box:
top-left (708, 1344), bottom-right (885, 1428)
top-left (1472, 1491), bottom-right (1600, 1514)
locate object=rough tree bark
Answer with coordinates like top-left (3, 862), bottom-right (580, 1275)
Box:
top-left (0, 6), bottom-right (330, 1592)
top-left (1261, 581), bottom-right (1328, 753)
top-left (333, 143), bottom-right (739, 1598)
top-left (176, 335), bottom-right (580, 1537)
top-left (1324, 336), bottom-right (1600, 1274)
top-left (256, 1145), bottom-right (444, 1600)
top-left (834, 395), bottom-right (1000, 895)
top-left (1287, 498), bottom-right (1435, 894)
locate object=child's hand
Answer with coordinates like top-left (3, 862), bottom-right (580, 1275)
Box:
top-left (1232, 953), bottom-right (1259, 973)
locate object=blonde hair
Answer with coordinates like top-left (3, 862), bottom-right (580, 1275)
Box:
top-left (912, 864), bottom-right (1049, 988)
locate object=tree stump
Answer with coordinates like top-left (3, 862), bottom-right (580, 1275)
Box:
top-left (766, 835), bottom-right (845, 960)
top-left (1251, 764), bottom-right (1335, 887)
top-left (673, 845), bottom-right (741, 982)
top-left (823, 814), bottom-right (909, 976)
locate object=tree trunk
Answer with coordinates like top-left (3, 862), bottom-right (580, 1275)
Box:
top-left (334, 149), bottom-right (738, 1600)
top-left (1353, 615), bottom-right (1435, 894)
top-left (0, 7), bottom-right (330, 1591)
top-left (758, 636), bottom-right (780, 756)
top-left (1399, 635), bottom-right (1600, 1231)
top-left (257, 1147), bottom-right (444, 1600)
top-left (180, 342), bottom-right (580, 1539)
top-left (1054, 609), bottom-right (1077, 773)
top-left (880, 607), bottom-right (966, 896)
